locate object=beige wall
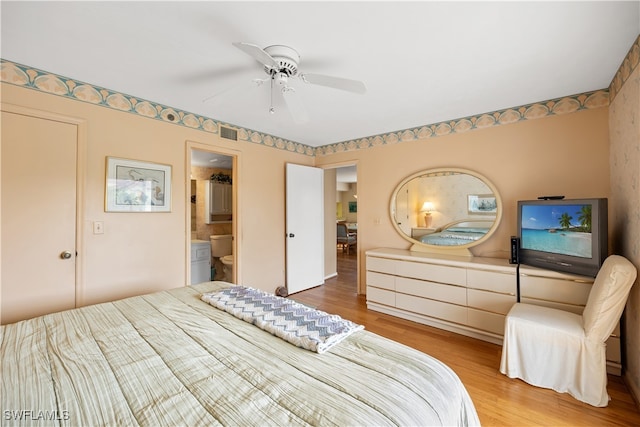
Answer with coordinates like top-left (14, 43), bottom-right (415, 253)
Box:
top-left (1, 83), bottom-right (313, 307)
top-left (609, 56), bottom-right (640, 402)
top-left (338, 184), bottom-right (358, 223)
top-left (316, 107), bottom-right (611, 291)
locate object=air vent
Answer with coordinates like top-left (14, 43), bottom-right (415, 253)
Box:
top-left (220, 126), bottom-right (238, 141)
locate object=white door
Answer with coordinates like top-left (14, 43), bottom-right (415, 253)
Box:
top-left (1, 111), bottom-right (78, 324)
top-left (395, 186), bottom-right (411, 235)
top-left (286, 163), bottom-right (324, 294)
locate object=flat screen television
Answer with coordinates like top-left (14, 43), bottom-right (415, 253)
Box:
top-left (517, 198), bottom-right (608, 277)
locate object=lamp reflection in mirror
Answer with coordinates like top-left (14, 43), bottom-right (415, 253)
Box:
top-left (389, 167), bottom-right (502, 256)
top-left (421, 201), bottom-right (434, 228)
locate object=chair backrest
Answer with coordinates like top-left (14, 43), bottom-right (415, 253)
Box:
top-left (337, 223), bottom-right (348, 238)
top-left (582, 255), bottom-right (637, 341)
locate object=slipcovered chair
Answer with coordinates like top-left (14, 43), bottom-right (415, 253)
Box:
top-left (500, 255), bottom-right (637, 407)
top-left (336, 223), bottom-right (357, 254)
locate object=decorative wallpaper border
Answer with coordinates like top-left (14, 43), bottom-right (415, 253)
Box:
top-left (609, 34), bottom-right (640, 102)
top-left (0, 60), bottom-right (315, 156)
top-left (318, 89), bottom-right (609, 156)
top-left (0, 58), bottom-right (621, 158)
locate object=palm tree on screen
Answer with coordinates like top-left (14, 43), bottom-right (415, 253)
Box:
top-left (578, 205), bottom-right (592, 232)
top-left (559, 212), bottom-right (573, 230)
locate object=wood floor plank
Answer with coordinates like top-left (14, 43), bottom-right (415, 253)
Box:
top-left (291, 250), bottom-right (640, 426)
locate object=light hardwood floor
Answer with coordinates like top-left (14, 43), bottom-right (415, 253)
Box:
top-left (292, 250), bottom-right (640, 426)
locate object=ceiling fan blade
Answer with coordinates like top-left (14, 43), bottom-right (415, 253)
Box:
top-left (179, 65), bottom-right (254, 84)
top-left (281, 86), bottom-right (309, 124)
top-left (300, 73), bottom-right (366, 94)
top-left (202, 78), bottom-right (267, 103)
top-left (232, 42), bottom-right (278, 69)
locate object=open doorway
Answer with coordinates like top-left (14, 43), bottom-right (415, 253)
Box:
top-left (189, 148), bottom-right (236, 285)
top-left (326, 164), bottom-right (358, 293)
top-left (336, 165), bottom-right (358, 230)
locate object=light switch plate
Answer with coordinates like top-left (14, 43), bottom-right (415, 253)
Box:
top-left (93, 221), bottom-right (104, 234)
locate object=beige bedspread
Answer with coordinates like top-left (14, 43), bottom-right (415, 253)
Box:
top-left (1, 281), bottom-right (480, 426)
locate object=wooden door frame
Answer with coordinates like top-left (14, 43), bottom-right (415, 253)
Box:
top-left (0, 103), bottom-right (87, 306)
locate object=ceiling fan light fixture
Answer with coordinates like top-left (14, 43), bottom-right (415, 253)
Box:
top-left (214, 41), bottom-right (365, 123)
top-left (263, 45), bottom-right (300, 76)
top-left (274, 72), bottom-right (289, 86)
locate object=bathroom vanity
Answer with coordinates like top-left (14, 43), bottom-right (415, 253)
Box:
top-left (190, 240), bottom-right (211, 285)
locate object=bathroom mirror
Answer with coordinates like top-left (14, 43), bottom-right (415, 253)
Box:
top-left (390, 167), bottom-right (502, 256)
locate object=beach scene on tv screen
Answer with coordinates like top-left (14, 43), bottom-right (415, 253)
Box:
top-left (521, 204), bottom-right (592, 258)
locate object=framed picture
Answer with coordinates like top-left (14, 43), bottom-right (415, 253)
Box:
top-left (468, 194), bottom-right (497, 214)
top-left (349, 201), bottom-right (357, 213)
top-left (106, 157), bottom-right (172, 212)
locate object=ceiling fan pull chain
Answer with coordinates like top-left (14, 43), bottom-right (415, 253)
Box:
top-left (269, 74), bottom-right (275, 114)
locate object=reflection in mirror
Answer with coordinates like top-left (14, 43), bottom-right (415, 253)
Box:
top-left (390, 168), bottom-right (502, 256)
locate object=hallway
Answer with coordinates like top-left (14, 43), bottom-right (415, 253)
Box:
top-left (292, 248), bottom-right (361, 320)
top-left (289, 248), bottom-right (358, 313)
top-left (327, 248), bottom-right (357, 291)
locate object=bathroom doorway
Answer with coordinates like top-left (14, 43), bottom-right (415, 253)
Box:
top-left (189, 146), bottom-right (237, 285)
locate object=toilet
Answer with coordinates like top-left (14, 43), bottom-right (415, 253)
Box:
top-left (220, 255), bottom-right (234, 283)
top-left (209, 234), bottom-right (233, 282)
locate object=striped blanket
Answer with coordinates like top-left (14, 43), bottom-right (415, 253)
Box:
top-left (201, 286), bottom-right (364, 353)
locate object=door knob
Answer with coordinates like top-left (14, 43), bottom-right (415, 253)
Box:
top-left (60, 251), bottom-right (73, 259)
top-left (288, 233), bottom-right (295, 238)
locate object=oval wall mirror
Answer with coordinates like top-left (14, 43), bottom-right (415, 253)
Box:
top-left (390, 167), bottom-right (502, 256)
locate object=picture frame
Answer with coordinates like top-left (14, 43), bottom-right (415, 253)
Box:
top-left (468, 194), bottom-right (497, 214)
top-left (349, 201), bottom-right (357, 213)
top-left (105, 157), bottom-right (172, 212)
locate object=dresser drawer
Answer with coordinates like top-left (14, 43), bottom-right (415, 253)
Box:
top-left (520, 275), bottom-right (591, 306)
top-left (366, 271), bottom-right (395, 291)
top-left (396, 276), bottom-right (466, 305)
top-left (367, 256), bottom-right (396, 274)
top-left (396, 260), bottom-right (466, 286)
top-left (468, 308), bottom-right (506, 335)
top-left (467, 269), bottom-right (515, 294)
top-left (467, 289), bottom-right (515, 314)
top-left (367, 286), bottom-right (395, 306)
top-left (606, 336), bottom-right (621, 363)
top-left (519, 297), bottom-right (584, 314)
top-left (396, 293), bottom-right (466, 324)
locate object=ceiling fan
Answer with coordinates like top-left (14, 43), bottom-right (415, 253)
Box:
top-left (204, 42), bottom-right (367, 123)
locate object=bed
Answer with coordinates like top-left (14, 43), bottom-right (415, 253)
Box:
top-left (421, 220), bottom-right (493, 246)
top-left (1, 281), bottom-right (480, 426)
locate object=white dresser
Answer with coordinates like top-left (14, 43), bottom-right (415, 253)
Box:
top-left (366, 248), bottom-right (516, 344)
top-left (366, 248), bottom-right (621, 374)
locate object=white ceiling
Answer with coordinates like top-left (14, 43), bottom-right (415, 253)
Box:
top-left (191, 149), bottom-right (233, 169)
top-left (1, 1), bottom-right (638, 148)
top-left (336, 165), bottom-right (357, 184)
